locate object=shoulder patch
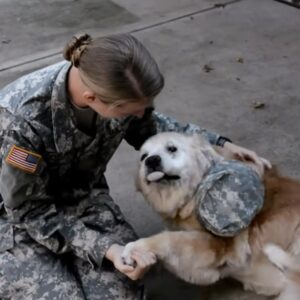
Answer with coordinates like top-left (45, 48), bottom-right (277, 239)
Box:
top-left (5, 145), bottom-right (42, 174)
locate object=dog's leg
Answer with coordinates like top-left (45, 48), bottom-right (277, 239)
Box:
top-left (264, 244), bottom-right (295, 272)
top-left (122, 230), bottom-right (221, 285)
top-left (235, 259), bottom-right (285, 297)
top-left (264, 244), bottom-right (300, 300)
top-left (287, 225), bottom-right (300, 257)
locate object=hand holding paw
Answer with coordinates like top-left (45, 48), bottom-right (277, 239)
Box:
top-left (121, 242), bottom-right (157, 280)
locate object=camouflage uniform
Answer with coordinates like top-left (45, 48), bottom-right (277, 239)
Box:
top-left (0, 61), bottom-right (219, 300)
top-left (196, 160), bottom-right (265, 237)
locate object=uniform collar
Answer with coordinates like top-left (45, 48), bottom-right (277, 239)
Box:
top-left (51, 62), bottom-right (77, 153)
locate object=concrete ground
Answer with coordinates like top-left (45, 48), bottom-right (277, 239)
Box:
top-left (1, 0), bottom-right (300, 299)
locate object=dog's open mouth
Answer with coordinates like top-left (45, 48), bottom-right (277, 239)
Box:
top-left (146, 171), bottom-right (180, 183)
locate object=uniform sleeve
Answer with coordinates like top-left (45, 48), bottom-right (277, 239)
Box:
top-left (0, 121), bottom-right (116, 267)
top-left (124, 107), bottom-right (220, 150)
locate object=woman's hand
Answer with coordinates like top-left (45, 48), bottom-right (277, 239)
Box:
top-left (223, 142), bottom-right (271, 170)
top-left (105, 244), bottom-right (157, 280)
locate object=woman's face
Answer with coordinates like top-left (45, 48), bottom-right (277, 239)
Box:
top-left (88, 97), bottom-right (152, 119)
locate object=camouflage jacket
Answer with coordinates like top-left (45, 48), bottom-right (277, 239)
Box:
top-left (0, 61), bottom-right (220, 265)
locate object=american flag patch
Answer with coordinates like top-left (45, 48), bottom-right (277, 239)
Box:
top-left (5, 145), bottom-right (41, 174)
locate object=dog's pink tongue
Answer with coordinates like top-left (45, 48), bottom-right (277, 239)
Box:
top-left (147, 171), bottom-right (164, 182)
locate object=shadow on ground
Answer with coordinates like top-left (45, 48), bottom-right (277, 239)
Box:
top-left (144, 267), bottom-right (269, 300)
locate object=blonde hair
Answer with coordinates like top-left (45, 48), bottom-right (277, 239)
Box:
top-left (63, 33), bottom-right (164, 105)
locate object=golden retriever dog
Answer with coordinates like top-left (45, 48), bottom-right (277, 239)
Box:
top-left (121, 132), bottom-right (300, 299)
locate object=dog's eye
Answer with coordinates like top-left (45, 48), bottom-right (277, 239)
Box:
top-left (167, 145), bottom-right (177, 153)
top-left (140, 153), bottom-right (148, 162)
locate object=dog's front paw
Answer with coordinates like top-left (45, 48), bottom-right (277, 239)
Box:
top-left (121, 242), bottom-right (136, 267)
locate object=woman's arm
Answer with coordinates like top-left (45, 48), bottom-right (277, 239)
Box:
top-left (0, 120), bottom-right (120, 267)
top-left (124, 107), bottom-right (270, 169)
top-left (124, 107), bottom-right (221, 149)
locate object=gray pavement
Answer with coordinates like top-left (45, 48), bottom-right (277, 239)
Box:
top-left (1, 0), bottom-right (300, 299)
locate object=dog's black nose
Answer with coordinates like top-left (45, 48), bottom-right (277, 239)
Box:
top-left (145, 155), bottom-right (161, 168)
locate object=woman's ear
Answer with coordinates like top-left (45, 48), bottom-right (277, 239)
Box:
top-left (83, 91), bottom-right (97, 104)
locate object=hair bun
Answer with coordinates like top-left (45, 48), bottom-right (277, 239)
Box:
top-left (63, 33), bottom-right (92, 67)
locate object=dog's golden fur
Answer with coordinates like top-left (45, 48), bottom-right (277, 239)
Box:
top-left (122, 132), bottom-right (300, 298)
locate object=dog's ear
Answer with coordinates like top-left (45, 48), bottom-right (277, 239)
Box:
top-left (179, 200), bottom-right (195, 219)
top-left (191, 133), bottom-right (210, 147)
top-left (191, 134), bottom-right (222, 164)
top-left (192, 134), bottom-right (218, 153)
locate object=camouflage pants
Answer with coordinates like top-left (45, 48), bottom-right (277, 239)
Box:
top-left (0, 194), bottom-right (143, 300)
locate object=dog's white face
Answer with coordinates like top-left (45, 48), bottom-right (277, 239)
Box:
top-left (137, 132), bottom-right (221, 217)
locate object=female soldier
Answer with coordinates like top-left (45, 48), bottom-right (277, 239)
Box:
top-left (0, 33), bottom-right (268, 299)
